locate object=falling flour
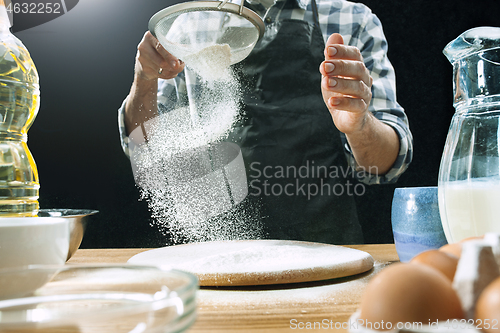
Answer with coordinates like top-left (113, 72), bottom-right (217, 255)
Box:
top-left (131, 44), bottom-right (264, 244)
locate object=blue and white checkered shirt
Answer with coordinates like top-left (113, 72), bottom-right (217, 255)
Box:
top-left (118, 0), bottom-right (413, 185)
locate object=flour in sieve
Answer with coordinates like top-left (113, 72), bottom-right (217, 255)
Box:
top-left (131, 42), bottom-right (263, 244)
top-left (182, 44), bottom-right (232, 82)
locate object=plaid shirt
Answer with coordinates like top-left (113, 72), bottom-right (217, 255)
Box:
top-left (118, 0), bottom-right (413, 185)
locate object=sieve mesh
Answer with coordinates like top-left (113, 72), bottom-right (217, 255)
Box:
top-left (149, 1), bottom-right (264, 65)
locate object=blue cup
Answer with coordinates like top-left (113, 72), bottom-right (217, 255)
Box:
top-left (391, 186), bottom-right (448, 262)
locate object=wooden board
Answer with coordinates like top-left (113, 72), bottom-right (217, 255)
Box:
top-left (127, 240), bottom-right (374, 286)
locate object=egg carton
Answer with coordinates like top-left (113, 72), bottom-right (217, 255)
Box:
top-left (348, 311), bottom-right (480, 333)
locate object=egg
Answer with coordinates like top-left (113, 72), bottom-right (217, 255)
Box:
top-left (475, 276), bottom-right (500, 332)
top-left (358, 263), bottom-right (464, 330)
top-left (410, 249), bottom-right (459, 281)
top-left (461, 236), bottom-right (485, 243)
top-left (439, 243), bottom-right (462, 258)
top-left (439, 236), bottom-right (485, 258)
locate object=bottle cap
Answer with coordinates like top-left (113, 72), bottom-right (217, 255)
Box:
top-left (0, 0), bottom-right (13, 28)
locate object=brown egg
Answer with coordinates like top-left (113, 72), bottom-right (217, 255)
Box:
top-left (410, 249), bottom-right (459, 281)
top-left (359, 263), bottom-right (464, 331)
top-left (439, 242), bottom-right (462, 258)
top-left (460, 236), bottom-right (484, 243)
top-left (475, 276), bottom-right (500, 332)
top-left (439, 235), bottom-right (485, 258)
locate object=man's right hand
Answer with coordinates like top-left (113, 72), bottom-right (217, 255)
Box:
top-left (125, 32), bottom-right (184, 135)
top-left (134, 31), bottom-right (185, 81)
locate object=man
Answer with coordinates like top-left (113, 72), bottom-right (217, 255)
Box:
top-left (119, 0), bottom-right (413, 244)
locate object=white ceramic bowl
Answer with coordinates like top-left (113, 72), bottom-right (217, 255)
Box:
top-left (0, 217), bottom-right (70, 269)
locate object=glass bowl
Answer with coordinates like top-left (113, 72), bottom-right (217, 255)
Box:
top-left (0, 264), bottom-right (198, 332)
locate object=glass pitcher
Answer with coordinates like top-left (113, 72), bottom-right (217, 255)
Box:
top-left (438, 27), bottom-right (500, 243)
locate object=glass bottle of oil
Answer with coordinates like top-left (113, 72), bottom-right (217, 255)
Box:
top-left (0, 0), bottom-right (40, 216)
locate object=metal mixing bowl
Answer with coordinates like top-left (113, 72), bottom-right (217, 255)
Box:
top-left (37, 209), bottom-right (98, 261)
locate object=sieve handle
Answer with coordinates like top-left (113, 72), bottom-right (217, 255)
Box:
top-left (217, 0), bottom-right (230, 9)
top-left (217, 0), bottom-right (245, 15)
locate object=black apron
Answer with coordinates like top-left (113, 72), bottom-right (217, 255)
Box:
top-left (228, 0), bottom-right (364, 244)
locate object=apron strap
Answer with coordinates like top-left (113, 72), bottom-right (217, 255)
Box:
top-left (310, 0), bottom-right (320, 29)
top-left (262, 0), bottom-right (320, 29)
top-left (263, 0), bottom-right (287, 22)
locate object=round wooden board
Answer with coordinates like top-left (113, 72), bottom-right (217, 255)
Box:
top-left (128, 240), bottom-right (374, 286)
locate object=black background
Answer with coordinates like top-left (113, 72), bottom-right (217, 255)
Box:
top-left (11, 0), bottom-right (500, 248)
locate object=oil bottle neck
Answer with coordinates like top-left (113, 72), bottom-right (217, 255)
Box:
top-left (0, 1), bottom-right (12, 31)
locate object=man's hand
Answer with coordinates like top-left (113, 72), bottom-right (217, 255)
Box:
top-left (320, 33), bottom-right (399, 175)
top-left (124, 32), bottom-right (185, 135)
top-left (134, 31), bottom-right (184, 81)
top-left (319, 33), bottom-right (373, 135)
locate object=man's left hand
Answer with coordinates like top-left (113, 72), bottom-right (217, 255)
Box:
top-left (320, 33), bottom-right (373, 135)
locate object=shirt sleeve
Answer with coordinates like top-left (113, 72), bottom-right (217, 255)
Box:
top-left (117, 76), bottom-right (188, 158)
top-left (339, 5), bottom-right (413, 185)
top-left (117, 97), bottom-right (132, 158)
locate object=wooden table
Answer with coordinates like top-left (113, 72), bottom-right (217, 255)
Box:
top-left (68, 244), bottom-right (399, 332)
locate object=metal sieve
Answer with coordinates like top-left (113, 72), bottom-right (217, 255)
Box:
top-left (149, 0), bottom-right (265, 65)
